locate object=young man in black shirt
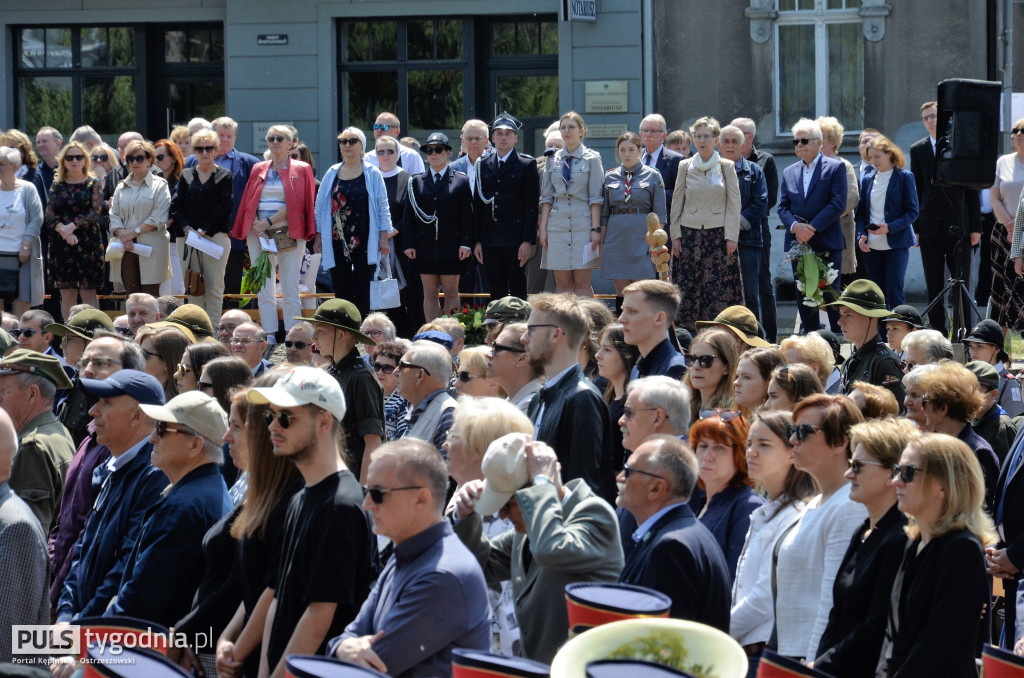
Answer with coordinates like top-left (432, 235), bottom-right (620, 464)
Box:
top-left (245, 366), bottom-right (377, 678)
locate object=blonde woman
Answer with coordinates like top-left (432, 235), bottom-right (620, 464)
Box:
top-left (683, 327), bottom-right (738, 421)
top-left (453, 346), bottom-right (504, 398)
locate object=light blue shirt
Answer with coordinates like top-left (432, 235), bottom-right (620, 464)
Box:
top-left (631, 500), bottom-right (687, 543)
top-left (107, 436), bottom-right (151, 473)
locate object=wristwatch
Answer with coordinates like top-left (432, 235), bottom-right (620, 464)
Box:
top-left (134, 227), bottom-right (142, 234)
top-left (532, 474), bottom-right (552, 486)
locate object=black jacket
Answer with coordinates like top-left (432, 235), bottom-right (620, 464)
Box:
top-left (473, 150), bottom-right (539, 248)
top-left (169, 165), bottom-right (234, 238)
top-left (404, 168), bottom-right (474, 262)
top-left (527, 364), bottom-right (615, 502)
top-left (839, 336), bottom-right (906, 408)
top-left (909, 137), bottom-right (980, 240)
top-left (995, 425), bottom-right (1024, 566)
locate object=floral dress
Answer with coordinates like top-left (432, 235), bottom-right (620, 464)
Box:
top-left (44, 178), bottom-right (105, 289)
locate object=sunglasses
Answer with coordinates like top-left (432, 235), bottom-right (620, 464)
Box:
top-left (194, 145), bottom-right (216, 154)
top-left (154, 153), bottom-right (169, 162)
top-left (90, 153), bottom-right (108, 163)
top-left (1012, 128), bottom-right (1024, 135)
top-left (622, 405), bottom-right (657, 420)
top-left (11, 328), bottom-right (41, 338)
top-left (125, 154), bottom-right (148, 164)
top-left (622, 463), bottom-right (663, 480)
top-left (76, 357), bottom-right (122, 371)
top-left (176, 362), bottom-right (192, 374)
top-left (699, 408), bottom-right (742, 422)
top-left (457, 371), bottom-right (482, 383)
top-left (266, 135), bottom-right (288, 143)
top-left (891, 464), bottom-right (922, 484)
top-left (423, 146), bottom-right (447, 155)
top-left (339, 138), bottom-right (361, 146)
top-left (64, 154), bottom-right (85, 162)
top-left (375, 149), bottom-right (396, 156)
top-left (399, 360), bottom-right (431, 376)
top-left (289, 152), bottom-right (301, 159)
top-left (849, 458), bottom-right (889, 475)
top-left (156, 421), bottom-right (192, 438)
top-left (199, 381), bottom-right (214, 390)
top-left (791, 138), bottom-right (815, 146)
top-left (361, 485), bottom-right (423, 503)
top-left (373, 362), bottom-right (397, 375)
top-left (284, 340), bottom-right (309, 349)
top-left (263, 409), bottom-right (305, 429)
top-left (372, 123), bottom-right (391, 132)
top-left (787, 423), bottom-right (823, 442)
top-left (116, 327), bottom-right (134, 337)
top-left (490, 342), bottom-right (526, 355)
top-left (684, 353), bottom-right (716, 369)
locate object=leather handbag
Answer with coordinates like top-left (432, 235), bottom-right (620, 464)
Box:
top-left (184, 246), bottom-right (206, 297)
top-left (267, 224), bottom-right (297, 252)
top-left (370, 256), bottom-right (401, 310)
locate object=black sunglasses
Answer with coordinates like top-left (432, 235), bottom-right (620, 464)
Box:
top-left (423, 146), bottom-right (447, 155)
top-left (266, 135), bottom-right (288, 143)
top-left (339, 138), bottom-right (361, 146)
top-left (11, 328), bottom-right (41, 338)
top-left (457, 371), bottom-right (482, 383)
top-left (125, 154), bottom-right (148, 164)
top-left (699, 408), bottom-right (742, 422)
top-left (361, 485), bottom-right (423, 503)
top-left (1012, 128), bottom-right (1024, 135)
top-left (491, 342), bottom-right (526, 355)
top-left (891, 464), bottom-right (922, 484)
top-left (156, 421), bottom-right (191, 438)
top-left (264, 409), bottom-right (304, 429)
top-left (376, 149), bottom-right (396, 156)
top-left (284, 340), bottom-right (309, 349)
top-left (787, 423), bottom-right (823, 442)
top-left (64, 154), bottom-right (85, 162)
top-left (373, 362), bottom-right (397, 375)
top-left (849, 458), bottom-right (889, 475)
top-left (791, 138), bottom-right (815, 146)
top-left (622, 463), bottom-right (663, 480)
top-left (194, 145), bottom-right (216, 154)
top-left (684, 353), bottom-right (716, 369)
top-left (154, 153), bottom-right (169, 162)
top-left (290, 152), bottom-right (301, 159)
top-left (199, 381), bottom-right (214, 390)
top-left (399, 360), bottom-right (431, 376)
top-left (90, 153), bottom-right (108, 163)
top-left (116, 327), bottom-right (134, 337)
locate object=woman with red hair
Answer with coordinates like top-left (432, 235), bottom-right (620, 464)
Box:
top-left (689, 409), bottom-right (764, 582)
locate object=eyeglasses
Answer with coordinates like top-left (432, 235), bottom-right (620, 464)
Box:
top-left (623, 405), bottom-right (657, 420)
top-left (490, 342), bottom-right (526, 356)
top-left (639, 128), bottom-right (664, 135)
top-left (339, 138), bottom-right (361, 146)
top-left (375, 149), bottom-right (396, 156)
top-left (90, 153), bottom-right (108, 163)
top-left (176, 362), bottom-right (192, 374)
top-left (76, 356), bottom-right (122, 371)
top-left (891, 464), bottom-right (923, 484)
top-left (366, 329), bottom-right (385, 339)
top-left (194, 145), bottom-right (216, 154)
top-left (920, 397), bottom-right (935, 407)
top-left (693, 134), bottom-right (715, 141)
top-left (199, 381), bottom-right (214, 390)
top-left (154, 153), bottom-right (168, 162)
top-left (373, 362), bottom-right (397, 375)
top-left (622, 463), bottom-right (663, 480)
top-left (457, 371), bottom-right (482, 383)
top-left (399, 360), bottom-right (431, 376)
top-left (684, 353), bottom-right (716, 369)
top-left (462, 136), bottom-right (487, 143)
top-left (372, 123), bottom-right (392, 132)
top-left (217, 324), bottom-right (240, 334)
top-left (284, 340), bottom-right (309, 349)
top-left (126, 154), bottom-right (148, 164)
top-left (699, 408), bottom-right (742, 422)
top-left (64, 154), bottom-right (85, 162)
top-left (11, 328), bottom-right (40, 338)
top-left (422, 146), bottom-right (447, 155)
top-left (525, 324), bottom-right (558, 335)
top-left (849, 458), bottom-right (889, 475)
top-left (787, 423), bottom-right (823, 442)
top-left (232, 337), bottom-right (260, 345)
top-left (362, 485), bottom-right (423, 503)
top-left (266, 135), bottom-right (288, 143)
top-left (156, 421), bottom-right (193, 438)
top-left (263, 409), bottom-right (307, 429)
top-left (791, 138), bottom-right (815, 146)
top-left (1013, 128), bottom-right (1024, 135)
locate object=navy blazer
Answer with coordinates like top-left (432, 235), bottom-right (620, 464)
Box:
top-left (995, 426), bottom-right (1024, 566)
top-left (618, 503), bottom-right (731, 631)
top-left (473, 150), bottom-right (540, 248)
top-left (778, 154), bottom-right (848, 253)
top-left (649, 146), bottom-right (684, 211)
top-left (854, 168), bottom-right (920, 249)
top-left (404, 169), bottom-right (474, 262)
top-left (736, 157), bottom-right (768, 247)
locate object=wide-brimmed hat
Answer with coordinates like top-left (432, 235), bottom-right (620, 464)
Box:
top-left (139, 390), bottom-right (228, 444)
top-left (881, 304), bottom-right (925, 329)
top-left (423, 132), bottom-right (452, 150)
top-left (695, 306), bottom-right (770, 348)
top-left (484, 296), bottom-right (530, 325)
top-left (46, 309), bottom-right (114, 341)
top-left (823, 279), bottom-right (890, 318)
top-left (298, 299), bottom-right (373, 345)
top-left (0, 349), bottom-right (74, 390)
top-left (165, 304), bottom-right (214, 339)
top-left (475, 433), bottom-right (532, 516)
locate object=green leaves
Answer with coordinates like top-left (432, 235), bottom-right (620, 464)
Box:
top-left (239, 251), bottom-right (273, 308)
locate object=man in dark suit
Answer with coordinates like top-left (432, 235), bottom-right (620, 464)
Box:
top-left (909, 100), bottom-right (982, 334)
top-left (640, 114), bottom-right (684, 213)
top-left (777, 118), bottom-right (848, 333)
top-left (616, 435), bottom-right (731, 630)
top-left (473, 112), bottom-right (539, 302)
top-left (186, 117), bottom-right (259, 297)
top-left (985, 424), bottom-right (1024, 647)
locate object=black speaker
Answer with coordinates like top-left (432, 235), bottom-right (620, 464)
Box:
top-left (933, 78), bottom-right (1001, 189)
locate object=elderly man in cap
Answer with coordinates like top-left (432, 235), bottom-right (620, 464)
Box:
top-left (471, 112), bottom-right (540, 302)
top-left (398, 340), bottom-right (457, 454)
top-left (616, 435), bottom-right (731, 630)
top-left (0, 406), bottom-right (49, 663)
top-left (0, 349), bottom-right (75, 532)
top-left (304, 299), bottom-right (383, 480)
top-left (49, 332), bottom-right (145, 612)
top-left (881, 304), bottom-right (924, 361)
top-left (965, 319), bottom-right (1023, 417)
top-left (453, 433), bottom-right (622, 663)
top-left (482, 295), bottom-right (530, 345)
top-left (226, 367), bottom-right (376, 678)
top-left (619, 280), bottom-right (686, 380)
top-left (695, 305), bottom-right (771, 356)
top-left (826, 280), bottom-right (905, 404)
top-left (487, 322), bottom-right (542, 413)
top-left (330, 438), bottom-right (489, 677)
top-left (106, 391), bottom-right (231, 626)
top-left (55, 370), bottom-right (169, 624)
top-left (967, 361), bottom-right (1017, 463)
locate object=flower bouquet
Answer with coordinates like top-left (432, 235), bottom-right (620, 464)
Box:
top-left (441, 304), bottom-right (488, 345)
top-left (784, 243), bottom-right (839, 308)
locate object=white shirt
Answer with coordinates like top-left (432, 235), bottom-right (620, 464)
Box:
top-left (730, 497), bottom-right (805, 646)
top-left (802, 153), bottom-right (823, 197)
top-left (643, 146), bottom-right (663, 168)
top-left (772, 483), bottom-right (867, 660)
top-left (867, 169), bottom-right (893, 250)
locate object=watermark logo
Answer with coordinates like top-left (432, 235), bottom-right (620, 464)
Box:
top-left (11, 626), bottom-right (80, 655)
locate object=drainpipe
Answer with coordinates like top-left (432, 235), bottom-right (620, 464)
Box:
top-left (643, 0), bottom-right (655, 113)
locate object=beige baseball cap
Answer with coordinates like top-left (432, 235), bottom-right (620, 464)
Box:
top-left (475, 433), bottom-right (533, 516)
top-left (139, 390), bottom-right (229, 443)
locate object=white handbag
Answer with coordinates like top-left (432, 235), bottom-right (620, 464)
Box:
top-left (370, 256), bottom-right (401, 310)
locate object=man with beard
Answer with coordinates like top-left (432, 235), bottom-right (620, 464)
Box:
top-left (243, 367), bottom-right (376, 678)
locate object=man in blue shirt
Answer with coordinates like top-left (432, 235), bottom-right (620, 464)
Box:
top-left (619, 280), bottom-right (687, 381)
top-left (330, 438), bottom-right (489, 678)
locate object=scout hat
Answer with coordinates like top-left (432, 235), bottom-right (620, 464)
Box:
top-left (490, 111), bottom-right (523, 132)
top-left (965, 319), bottom-right (1010, 363)
top-left (139, 390), bottom-right (229, 443)
top-left (823, 279), bottom-right (891, 318)
top-left (248, 365), bottom-right (347, 421)
top-left (145, 321), bottom-right (197, 344)
top-left (484, 296), bottom-right (531, 325)
top-left (695, 306), bottom-right (770, 348)
top-left (79, 369), bottom-right (165, 405)
top-left (966, 360), bottom-right (1000, 391)
top-left (475, 432), bottom-right (532, 516)
top-left (0, 328), bottom-right (17, 355)
top-left (164, 304), bottom-right (214, 340)
top-left (0, 349), bottom-right (74, 390)
top-left (423, 132), bottom-right (452, 150)
top-left (46, 309), bottom-right (114, 341)
top-left (298, 299), bottom-right (374, 345)
top-left (882, 304), bottom-right (925, 330)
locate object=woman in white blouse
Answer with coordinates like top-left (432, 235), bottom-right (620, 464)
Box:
top-left (731, 409), bottom-right (815, 676)
top-left (770, 394), bottom-right (868, 663)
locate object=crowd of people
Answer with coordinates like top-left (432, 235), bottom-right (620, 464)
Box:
top-left (0, 102), bottom-right (1020, 678)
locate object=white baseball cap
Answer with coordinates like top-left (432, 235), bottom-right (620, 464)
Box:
top-left (247, 366), bottom-right (347, 421)
top-left (475, 433), bottom-right (532, 516)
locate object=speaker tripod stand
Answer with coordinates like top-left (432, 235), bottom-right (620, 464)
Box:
top-left (920, 194), bottom-right (981, 342)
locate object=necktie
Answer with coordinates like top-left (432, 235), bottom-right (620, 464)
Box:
top-left (623, 170), bottom-right (633, 202)
top-left (521, 536), bottom-right (533, 572)
top-left (645, 153), bottom-right (653, 167)
top-left (498, 159), bottom-right (504, 171)
top-left (434, 172), bottom-right (442, 185)
top-left (562, 156), bottom-right (572, 188)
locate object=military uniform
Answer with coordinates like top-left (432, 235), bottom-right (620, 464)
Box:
top-left (838, 335), bottom-right (906, 404)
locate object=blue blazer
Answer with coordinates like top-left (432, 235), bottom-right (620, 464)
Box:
top-left (778, 154), bottom-right (848, 252)
top-left (652, 146), bottom-right (684, 211)
top-left (854, 168), bottom-right (920, 249)
top-left (735, 157), bottom-right (768, 248)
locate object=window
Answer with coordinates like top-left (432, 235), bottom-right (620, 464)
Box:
top-left (775, 0), bottom-right (863, 135)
